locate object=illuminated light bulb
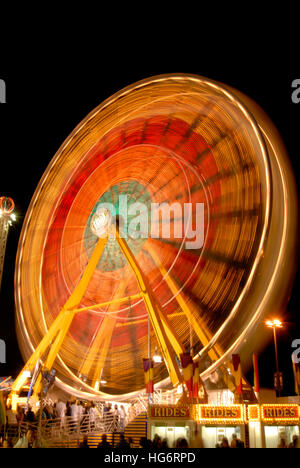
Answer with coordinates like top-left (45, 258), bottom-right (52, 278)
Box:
top-left (90, 207), bottom-right (112, 238)
top-left (153, 348), bottom-right (162, 363)
top-left (153, 355), bottom-right (162, 363)
top-left (266, 319), bottom-right (283, 328)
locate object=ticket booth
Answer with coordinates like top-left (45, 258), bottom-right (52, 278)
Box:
top-left (248, 404), bottom-right (300, 448)
top-left (147, 405), bottom-right (193, 448)
top-left (196, 405), bottom-right (246, 448)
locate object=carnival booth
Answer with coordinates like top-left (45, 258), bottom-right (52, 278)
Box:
top-left (248, 404), bottom-right (300, 448)
top-left (147, 405), bottom-right (194, 447)
top-left (195, 404), bottom-right (247, 448)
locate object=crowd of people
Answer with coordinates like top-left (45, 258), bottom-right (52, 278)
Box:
top-left (0, 398), bottom-right (135, 448)
top-left (277, 435), bottom-right (300, 449)
top-left (215, 434), bottom-right (245, 448)
top-left (215, 433), bottom-right (300, 449)
top-left (3, 399), bottom-right (135, 431)
top-left (102, 402), bottom-right (134, 432)
top-left (80, 433), bottom-right (189, 449)
top-left (4, 399), bottom-right (100, 429)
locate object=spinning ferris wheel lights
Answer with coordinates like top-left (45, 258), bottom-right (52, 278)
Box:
top-left (9, 74), bottom-right (297, 403)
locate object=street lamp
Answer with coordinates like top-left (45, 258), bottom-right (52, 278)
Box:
top-left (266, 319), bottom-right (283, 396)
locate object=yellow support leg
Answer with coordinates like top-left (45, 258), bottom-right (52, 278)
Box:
top-left (9, 236), bottom-right (108, 405)
top-left (32, 310), bottom-right (77, 396)
top-left (147, 243), bottom-right (223, 361)
top-left (79, 280), bottom-right (128, 387)
top-left (91, 325), bottom-right (115, 390)
top-left (79, 315), bottom-right (115, 383)
top-left (115, 227), bottom-right (184, 387)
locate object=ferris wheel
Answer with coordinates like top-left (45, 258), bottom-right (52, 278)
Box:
top-left (11, 74), bottom-right (298, 402)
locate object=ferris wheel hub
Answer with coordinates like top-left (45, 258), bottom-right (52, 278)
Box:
top-left (90, 207), bottom-right (112, 238)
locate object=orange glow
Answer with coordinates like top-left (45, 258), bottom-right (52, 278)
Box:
top-left (266, 319), bottom-right (283, 328)
top-left (14, 74), bottom-right (298, 400)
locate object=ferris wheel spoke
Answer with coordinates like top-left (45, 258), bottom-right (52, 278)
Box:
top-left (79, 278), bottom-right (128, 389)
top-left (146, 243), bottom-right (223, 361)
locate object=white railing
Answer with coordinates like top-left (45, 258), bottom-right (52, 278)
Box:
top-left (4, 411), bottom-right (123, 445)
top-left (3, 390), bottom-right (179, 445)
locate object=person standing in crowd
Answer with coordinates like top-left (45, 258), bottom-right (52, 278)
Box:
top-left (97, 434), bottom-right (112, 449)
top-left (277, 437), bottom-right (287, 448)
top-left (139, 437), bottom-right (152, 449)
top-left (231, 433), bottom-right (244, 448)
top-left (53, 401), bottom-right (58, 419)
top-left (116, 433), bottom-right (130, 449)
top-left (16, 405), bottom-right (25, 428)
top-left (162, 438), bottom-right (169, 449)
top-left (128, 437), bottom-right (134, 448)
top-left (56, 399), bottom-right (67, 427)
top-left (6, 403), bottom-right (18, 436)
top-left (103, 402), bottom-right (113, 429)
top-left (66, 400), bottom-right (72, 416)
top-left (103, 402), bottom-right (108, 422)
top-left (177, 438), bottom-right (189, 448)
top-left (289, 435), bottom-right (299, 448)
top-left (220, 437), bottom-right (230, 448)
top-left (77, 401), bottom-right (84, 425)
top-left (26, 429), bottom-right (37, 448)
top-left (70, 400), bottom-right (79, 432)
top-left (24, 405), bottom-right (35, 423)
top-left (80, 403), bottom-right (90, 432)
top-left (89, 402), bottom-right (98, 431)
top-left (231, 433), bottom-right (238, 448)
top-left (153, 434), bottom-right (162, 449)
top-left (46, 404), bottom-right (54, 420)
top-left (79, 435), bottom-right (90, 448)
top-left (36, 405), bottom-right (47, 423)
top-left (119, 405), bottom-right (126, 432)
top-left (128, 403), bottom-right (136, 422)
top-left (113, 404), bottom-right (119, 432)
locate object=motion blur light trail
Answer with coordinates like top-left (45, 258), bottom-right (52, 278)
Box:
top-left (14, 74), bottom-right (298, 399)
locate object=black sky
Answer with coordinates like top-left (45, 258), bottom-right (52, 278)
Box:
top-left (0, 66), bottom-right (299, 395)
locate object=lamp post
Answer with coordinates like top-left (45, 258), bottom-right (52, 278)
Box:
top-left (266, 319), bottom-right (283, 396)
top-left (0, 196), bottom-right (16, 292)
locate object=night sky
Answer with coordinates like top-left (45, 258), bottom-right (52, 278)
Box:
top-left (0, 67), bottom-right (299, 396)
